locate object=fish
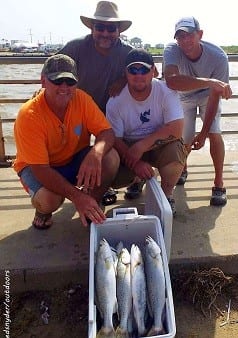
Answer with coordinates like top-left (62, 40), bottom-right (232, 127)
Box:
top-left (115, 247), bottom-right (132, 338)
top-left (144, 236), bottom-right (166, 336)
top-left (130, 244), bottom-right (147, 336)
top-left (95, 238), bottom-right (117, 338)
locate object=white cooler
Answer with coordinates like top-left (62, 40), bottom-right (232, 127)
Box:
top-left (145, 177), bottom-right (173, 260)
top-left (88, 207), bottom-right (176, 338)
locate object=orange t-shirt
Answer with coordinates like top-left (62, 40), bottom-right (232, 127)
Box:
top-left (13, 89), bottom-right (111, 173)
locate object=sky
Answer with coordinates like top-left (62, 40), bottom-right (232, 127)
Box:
top-left (1, 0), bottom-right (237, 47)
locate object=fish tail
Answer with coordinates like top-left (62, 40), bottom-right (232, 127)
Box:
top-left (115, 326), bottom-right (129, 338)
top-left (96, 326), bottom-right (116, 338)
top-left (147, 325), bottom-right (165, 336)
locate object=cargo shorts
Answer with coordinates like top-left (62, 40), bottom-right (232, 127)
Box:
top-left (112, 138), bottom-right (187, 189)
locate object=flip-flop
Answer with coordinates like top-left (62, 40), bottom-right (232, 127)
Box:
top-left (32, 210), bottom-right (53, 230)
top-left (102, 188), bottom-right (117, 206)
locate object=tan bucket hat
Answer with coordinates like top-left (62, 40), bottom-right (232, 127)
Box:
top-left (80, 1), bottom-right (132, 33)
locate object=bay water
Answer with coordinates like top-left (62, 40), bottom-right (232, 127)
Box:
top-left (0, 62), bottom-right (238, 155)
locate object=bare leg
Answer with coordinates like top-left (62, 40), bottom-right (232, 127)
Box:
top-left (32, 188), bottom-right (64, 214)
top-left (31, 188), bottom-right (64, 228)
top-left (208, 133), bottom-right (225, 188)
top-left (159, 161), bottom-right (184, 197)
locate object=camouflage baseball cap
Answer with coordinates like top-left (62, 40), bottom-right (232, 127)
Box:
top-left (42, 54), bottom-right (78, 82)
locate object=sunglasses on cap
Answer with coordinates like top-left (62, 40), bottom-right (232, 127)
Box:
top-left (127, 65), bottom-right (151, 75)
top-left (49, 78), bottom-right (77, 86)
top-left (94, 23), bottom-right (118, 33)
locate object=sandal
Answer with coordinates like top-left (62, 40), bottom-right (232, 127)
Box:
top-left (210, 187), bottom-right (227, 206)
top-left (102, 188), bottom-right (117, 206)
top-left (32, 210), bottom-right (53, 230)
top-left (124, 180), bottom-right (145, 200)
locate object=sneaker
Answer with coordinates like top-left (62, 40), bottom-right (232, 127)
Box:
top-left (124, 180), bottom-right (146, 199)
top-left (176, 170), bottom-right (188, 185)
top-left (167, 197), bottom-right (176, 217)
top-left (210, 187), bottom-right (227, 206)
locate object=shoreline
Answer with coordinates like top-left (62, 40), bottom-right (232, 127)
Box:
top-left (0, 51), bottom-right (54, 57)
top-left (1, 51), bottom-right (238, 57)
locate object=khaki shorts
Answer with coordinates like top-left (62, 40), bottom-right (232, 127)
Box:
top-left (112, 138), bottom-right (187, 188)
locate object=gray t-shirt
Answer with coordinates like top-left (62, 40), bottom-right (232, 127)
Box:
top-left (60, 34), bottom-right (132, 113)
top-left (163, 40), bottom-right (229, 101)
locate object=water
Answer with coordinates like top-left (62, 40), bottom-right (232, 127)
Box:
top-left (1, 62), bottom-right (238, 155)
top-left (0, 64), bottom-right (42, 155)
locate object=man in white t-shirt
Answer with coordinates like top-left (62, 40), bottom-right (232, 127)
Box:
top-left (163, 17), bottom-right (232, 206)
top-left (106, 49), bottom-right (187, 215)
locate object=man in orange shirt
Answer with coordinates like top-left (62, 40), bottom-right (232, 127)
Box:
top-left (13, 54), bottom-right (119, 229)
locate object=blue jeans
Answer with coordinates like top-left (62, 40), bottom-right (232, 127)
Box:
top-left (18, 147), bottom-right (91, 197)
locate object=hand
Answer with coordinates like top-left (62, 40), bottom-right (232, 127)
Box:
top-left (76, 149), bottom-right (102, 190)
top-left (209, 79), bottom-right (232, 100)
top-left (108, 77), bottom-right (127, 97)
top-left (133, 160), bottom-right (154, 180)
top-left (191, 133), bottom-right (206, 150)
top-left (73, 191), bottom-right (106, 227)
top-left (123, 141), bottom-right (145, 169)
top-left (31, 88), bottom-right (43, 98)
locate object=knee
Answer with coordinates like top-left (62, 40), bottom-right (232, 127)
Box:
top-left (103, 148), bottom-right (120, 172)
top-left (159, 161), bottom-right (184, 178)
top-left (208, 133), bottom-right (223, 142)
top-left (32, 187), bottom-right (64, 213)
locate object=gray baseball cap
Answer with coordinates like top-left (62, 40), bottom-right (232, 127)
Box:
top-left (174, 16), bottom-right (200, 38)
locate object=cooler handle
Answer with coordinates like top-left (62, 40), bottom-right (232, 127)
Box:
top-left (112, 207), bottom-right (138, 219)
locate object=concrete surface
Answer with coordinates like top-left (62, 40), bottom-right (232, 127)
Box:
top-left (0, 144), bottom-right (237, 294)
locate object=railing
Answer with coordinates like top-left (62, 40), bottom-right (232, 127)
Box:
top-left (0, 54), bottom-right (238, 165)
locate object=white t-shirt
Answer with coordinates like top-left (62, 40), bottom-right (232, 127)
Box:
top-left (106, 78), bottom-right (183, 141)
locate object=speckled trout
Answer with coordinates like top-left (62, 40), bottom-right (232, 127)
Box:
top-left (130, 244), bottom-right (147, 336)
top-left (144, 236), bottom-right (166, 336)
top-left (115, 247), bottom-right (132, 338)
top-left (95, 238), bottom-right (117, 338)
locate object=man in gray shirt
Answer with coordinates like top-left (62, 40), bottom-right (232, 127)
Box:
top-left (60, 1), bottom-right (135, 205)
top-left (163, 16), bottom-right (232, 206)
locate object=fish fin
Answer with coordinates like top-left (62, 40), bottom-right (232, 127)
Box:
top-left (116, 241), bottom-right (124, 254)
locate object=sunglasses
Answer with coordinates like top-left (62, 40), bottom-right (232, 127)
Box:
top-left (49, 78), bottom-right (77, 86)
top-left (127, 65), bottom-right (151, 75)
top-left (94, 23), bottom-right (118, 33)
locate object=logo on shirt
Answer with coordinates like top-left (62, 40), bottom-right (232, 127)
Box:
top-left (74, 125), bottom-right (82, 136)
top-left (140, 109), bottom-right (150, 123)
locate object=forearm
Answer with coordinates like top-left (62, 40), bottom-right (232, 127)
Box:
top-left (165, 74), bottom-right (211, 91)
top-left (94, 129), bottom-right (115, 156)
top-left (31, 165), bottom-right (81, 202)
top-left (114, 138), bottom-right (146, 172)
top-left (140, 119), bottom-right (184, 150)
top-left (200, 91), bottom-right (220, 136)
top-left (114, 138), bottom-right (130, 163)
